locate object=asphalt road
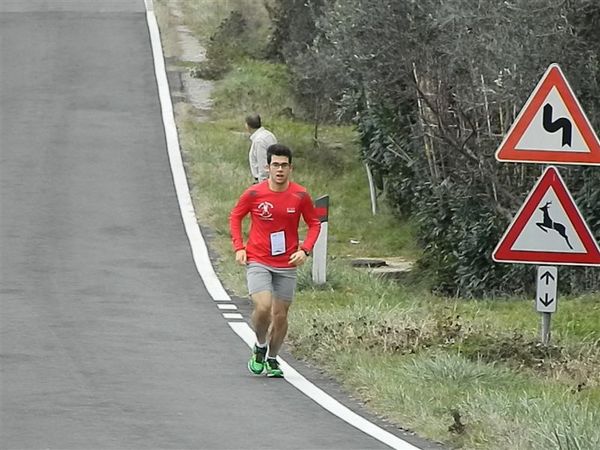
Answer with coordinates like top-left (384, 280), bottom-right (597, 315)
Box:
top-left (0, 2), bottom-right (428, 449)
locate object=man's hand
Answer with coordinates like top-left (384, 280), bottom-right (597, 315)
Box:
top-left (235, 249), bottom-right (247, 266)
top-left (288, 250), bottom-right (307, 267)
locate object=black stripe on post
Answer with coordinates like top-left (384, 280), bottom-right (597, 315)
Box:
top-left (314, 195), bottom-right (329, 223)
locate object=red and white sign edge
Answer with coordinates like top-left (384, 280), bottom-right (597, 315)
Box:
top-left (495, 63), bottom-right (600, 166)
top-left (492, 166), bottom-right (600, 266)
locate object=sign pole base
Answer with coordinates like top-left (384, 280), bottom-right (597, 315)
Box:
top-left (541, 312), bottom-right (552, 345)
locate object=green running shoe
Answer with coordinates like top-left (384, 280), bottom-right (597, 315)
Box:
top-left (247, 345), bottom-right (267, 375)
top-left (265, 357), bottom-right (284, 378)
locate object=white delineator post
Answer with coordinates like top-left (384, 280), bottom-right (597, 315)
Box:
top-left (312, 195), bottom-right (329, 285)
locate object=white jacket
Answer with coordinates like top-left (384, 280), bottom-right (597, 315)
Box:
top-left (248, 127), bottom-right (277, 181)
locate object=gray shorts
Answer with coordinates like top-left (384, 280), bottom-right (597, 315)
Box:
top-left (246, 262), bottom-right (297, 302)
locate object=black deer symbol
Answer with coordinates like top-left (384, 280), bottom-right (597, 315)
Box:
top-left (536, 201), bottom-right (573, 249)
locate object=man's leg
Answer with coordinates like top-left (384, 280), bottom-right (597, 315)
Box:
top-left (251, 290), bottom-right (272, 344)
top-left (267, 298), bottom-right (291, 358)
top-left (247, 290), bottom-right (272, 375)
top-left (264, 298), bottom-right (290, 378)
top-left (264, 268), bottom-right (296, 378)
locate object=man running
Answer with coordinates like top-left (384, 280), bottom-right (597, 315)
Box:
top-left (229, 144), bottom-right (321, 377)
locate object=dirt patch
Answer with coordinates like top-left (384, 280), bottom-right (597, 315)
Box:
top-left (293, 311), bottom-right (600, 388)
top-left (157, 0), bottom-right (214, 121)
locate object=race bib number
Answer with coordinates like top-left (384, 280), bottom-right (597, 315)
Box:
top-left (270, 231), bottom-right (286, 256)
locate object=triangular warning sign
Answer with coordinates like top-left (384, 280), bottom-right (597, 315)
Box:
top-left (495, 64), bottom-right (600, 165)
top-left (493, 166), bottom-right (600, 266)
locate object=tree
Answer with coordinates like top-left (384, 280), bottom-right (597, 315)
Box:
top-left (285, 0), bottom-right (600, 296)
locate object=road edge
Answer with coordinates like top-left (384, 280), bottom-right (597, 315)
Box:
top-left (144, 2), bottom-right (421, 449)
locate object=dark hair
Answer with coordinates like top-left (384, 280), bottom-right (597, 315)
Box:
top-left (267, 144), bottom-right (292, 164)
top-left (245, 114), bottom-right (261, 130)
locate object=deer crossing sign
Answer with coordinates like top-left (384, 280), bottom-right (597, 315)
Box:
top-left (493, 166), bottom-right (600, 266)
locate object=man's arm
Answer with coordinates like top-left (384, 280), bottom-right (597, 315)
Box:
top-left (249, 142), bottom-right (260, 179)
top-left (229, 190), bottom-right (251, 252)
top-left (299, 193), bottom-right (321, 252)
top-left (256, 140), bottom-right (269, 181)
top-left (288, 193), bottom-right (320, 266)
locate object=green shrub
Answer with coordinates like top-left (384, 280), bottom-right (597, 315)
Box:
top-left (285, 0), bottom-right (600, 297)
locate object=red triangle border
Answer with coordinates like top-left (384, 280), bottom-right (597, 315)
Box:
top-left (493, 167), bottom-right (600, 265)
top-left (495, 64), bottom-right (600, 166)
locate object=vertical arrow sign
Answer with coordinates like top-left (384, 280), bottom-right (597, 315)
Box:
top-left (536, 266), bottom-right (557, 313)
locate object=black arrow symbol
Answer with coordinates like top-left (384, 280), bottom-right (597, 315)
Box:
top-left (540, 270), bottom-right (555, 285)
top-left (539, 293), bottom-right (555, 307)
top-left (543, 103), bottom-right (572, 147)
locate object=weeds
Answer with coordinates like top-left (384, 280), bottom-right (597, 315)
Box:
top-left (291, 301), bottom-right (600, 390)
top-left (157, 3), bottom-right (600, 447)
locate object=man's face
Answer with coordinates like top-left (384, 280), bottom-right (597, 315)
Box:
top-left (268, 155), bottom-right (292, 185)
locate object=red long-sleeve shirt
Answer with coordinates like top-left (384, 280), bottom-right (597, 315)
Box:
top-left (229, 181), bottom-right (321, 268)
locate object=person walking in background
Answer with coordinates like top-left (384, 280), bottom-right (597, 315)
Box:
top-left (245, 114), bottom-right (277, 183)
top-left (229, 144), bottom-right (321, 377)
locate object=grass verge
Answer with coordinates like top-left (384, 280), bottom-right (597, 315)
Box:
top-left (159, 4), bottom-right (600, 449)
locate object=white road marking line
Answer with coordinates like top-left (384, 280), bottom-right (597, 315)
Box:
top-left (229, 322), bottom-right (421, 450)
top-left (145, 7), bottom-right (230, 302)
top-left (217, 304), bottom-right (238, 310)
top-left (145, 3), bottom-right (421, 449)
top-left (223, 313), bottom-right (244, 320)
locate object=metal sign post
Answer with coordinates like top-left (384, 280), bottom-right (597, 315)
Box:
top-left (536, 266), bottom-right (557, 345)
top-left (493, 64), bottom-right (600, 347)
